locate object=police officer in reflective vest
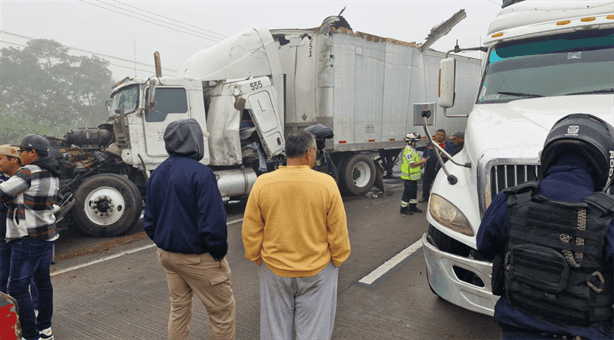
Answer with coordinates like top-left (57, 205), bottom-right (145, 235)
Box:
top-left (477, 114), bottom-right (614, 339)
top-left (400, 133), bottom-right (427, 215)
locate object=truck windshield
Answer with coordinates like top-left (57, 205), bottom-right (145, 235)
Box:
top-left (109, 85), bottom-right (139, 117)
top-left (477, 29), bottom-right (614, 104)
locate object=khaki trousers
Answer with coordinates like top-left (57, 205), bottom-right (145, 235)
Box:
top-left (157, 248), bottom-right (236, 340)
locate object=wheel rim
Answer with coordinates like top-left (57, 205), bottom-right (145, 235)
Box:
top-left (83, 186), bottom-right (126, 226)
top-left (351, 161), bottom-right (371, 188)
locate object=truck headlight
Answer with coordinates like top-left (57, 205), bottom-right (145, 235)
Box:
top-left (429, 194), bottom-right (474, 236)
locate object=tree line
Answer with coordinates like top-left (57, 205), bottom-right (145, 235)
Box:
top-left (1, 39), bottom-right (115, 144)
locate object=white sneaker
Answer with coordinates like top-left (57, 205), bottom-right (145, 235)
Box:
top-left (39, 327), bottom-right (53, 340)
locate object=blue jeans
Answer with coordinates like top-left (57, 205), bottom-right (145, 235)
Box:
top-left (0, 240), bottom-right (11, 294)
top-left (0, 241), bottom-right (38, 307)
top-left (8, 238), bottom-right (54, 340)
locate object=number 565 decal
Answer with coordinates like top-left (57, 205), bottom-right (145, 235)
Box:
top-left (250, 81), bottom-right (263, 91)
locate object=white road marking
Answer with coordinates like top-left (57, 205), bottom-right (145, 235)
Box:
top-left (358, 239), bottom-right (423, 285)
top-left (51, 218), bottom-right (244, 277)
top-left (227, 218), bottom-right (244, 225)
top-left (51, 244), bottom-right (156, 277)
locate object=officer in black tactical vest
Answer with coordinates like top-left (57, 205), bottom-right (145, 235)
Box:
top-left (477, 114), bottom-right (614, 340)
top-left (304, 124), bottom-right (337, 180)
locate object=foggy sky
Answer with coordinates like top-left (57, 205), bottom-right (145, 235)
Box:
top-left (1, 0), bottom-right (506, 81)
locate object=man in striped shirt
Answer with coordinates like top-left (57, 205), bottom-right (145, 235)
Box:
top-left (0, 135), bottom-right (60, 340)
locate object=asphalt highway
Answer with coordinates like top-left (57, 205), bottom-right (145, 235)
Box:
top-left (49, 176), bottom-right (500, 339)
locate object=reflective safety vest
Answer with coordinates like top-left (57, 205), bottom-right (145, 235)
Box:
top-left (503, 182), bottom-right (613, 328)
top-left (400, 146), bottom-right (421, 181)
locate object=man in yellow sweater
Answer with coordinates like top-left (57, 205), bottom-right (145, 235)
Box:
top-left (242, 130), bottom-right (351, 340)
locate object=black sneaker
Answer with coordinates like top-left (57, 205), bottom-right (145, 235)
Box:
top-left (409, 206), bottom-right (423, 213)
top-left (40, 328), bottom-right (54, 340)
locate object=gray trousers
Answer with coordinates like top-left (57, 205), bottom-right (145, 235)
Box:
top-left (259, 261), bottom-right (339, 340)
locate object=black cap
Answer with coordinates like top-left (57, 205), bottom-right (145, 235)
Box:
top-left (13, 134), bottom-right (51, 156)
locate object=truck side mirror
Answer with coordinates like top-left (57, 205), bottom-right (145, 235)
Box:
top-left (147, 79), bottom-right (156, 110)
top-left (105, 101), bottom-right (111, 115)
top-left (438, 57), bottom-right (456, 108)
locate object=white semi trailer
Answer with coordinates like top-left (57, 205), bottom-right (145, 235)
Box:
top-left (422, 0), bottom-right (614, 315)
top-left (50, 14), bottom-right (481, 237)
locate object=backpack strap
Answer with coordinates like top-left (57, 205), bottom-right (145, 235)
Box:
top-left (504, 181), bottom-right (540, 207)
top-left (583, 192), bottom-right (614, 217)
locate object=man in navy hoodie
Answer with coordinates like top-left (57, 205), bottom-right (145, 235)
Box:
top-left (477, 114), bottom-right (614, 339)
top-left (143, 118), bottom-right (235, 340)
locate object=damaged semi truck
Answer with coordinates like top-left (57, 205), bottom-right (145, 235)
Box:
top-left (422, 0), bottom-right (614, 316)
top-left (48, 14), bottom-right (481, 237)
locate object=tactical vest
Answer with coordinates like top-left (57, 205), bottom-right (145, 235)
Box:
top-left (503, 181), bottom-right (614, 327)
top-left (400, 146), bottom-right (421, 181)
top-left (314, 150), bottom-right (336, 178)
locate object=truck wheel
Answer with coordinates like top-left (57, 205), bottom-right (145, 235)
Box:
top-left (339, 153), bottom-right (376, 196)
top-left (427, 225), bottom-right (471, 257)
top-left (73, 174), bottom-right (143, 237)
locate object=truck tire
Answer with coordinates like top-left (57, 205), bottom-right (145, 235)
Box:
top-left (427, 225), bottom-right (471, 257)
top-left (338, 153), bottom-right (376, 196)
top-left (73, 174), bottom-right (143, 237)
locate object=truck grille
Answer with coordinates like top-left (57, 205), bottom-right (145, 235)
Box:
top-left (477, 148), bottom-right (542, 217)
top-left (489, 164), bottom-right (541, 197)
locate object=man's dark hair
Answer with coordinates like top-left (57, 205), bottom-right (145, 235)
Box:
top-left (436, 129), bottom-right (446, 134)
top-left (285, 130), bottom-right (315, 158)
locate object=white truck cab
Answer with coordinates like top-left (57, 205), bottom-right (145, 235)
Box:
top-left (108, 75), bottom-right (284, 171)
top-left (423, 1), bottom-right (614, 315)
top-left (108, 77), bottom-right (210, 166)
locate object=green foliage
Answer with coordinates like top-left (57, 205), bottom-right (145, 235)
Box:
top-left (1, 39), bottom-right (114, 141)
top-left (0, 114), bottom-right (71, 145)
